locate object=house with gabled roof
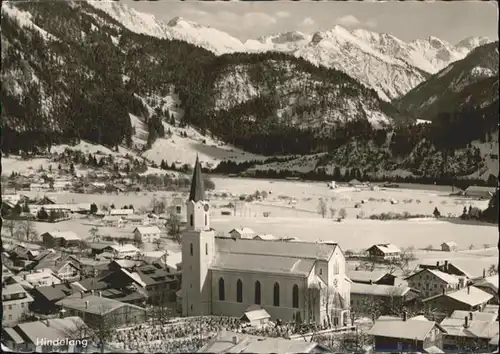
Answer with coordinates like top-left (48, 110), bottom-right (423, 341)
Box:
top-left (347, 270), bottom-right (396, 285)
top-left (56, 294), bottom-right (146, 327)
top-left (133, 226), bottom-right (162, 243)
top-left (472, 275), bottom-right (499, 304)
top-left (440, 310), bottom-right (499, 352)
top-left (422, 285), bottom-right (494, 316)
top-left (406, 268), bottom-right (463, 298)
top-left (441, 241), bottom-right (458, 252)
top-left (367, 312), bottom-right (446, 353)
top-left (366, 243), bottom-right (401, 260)
top-left (350, 283), bottom-right (419, 315)
top-left (41, 231), bottom-right (81, 249)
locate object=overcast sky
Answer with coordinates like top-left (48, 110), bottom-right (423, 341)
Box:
top-left (124, 0), bottom-right (498, 44)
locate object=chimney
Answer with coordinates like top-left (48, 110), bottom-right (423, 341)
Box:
top-left (403, 311), bottom-right (407, 322)
top-left (442, 288), bottom-right (446, 295)
top-left (98, 291), bottom-right (102, 297)
top-left (467, 285), bottom-right (470, 294)
top-left (469, 312), bottom-right (473, 321)
top-left (85, 300), bottom-right (89, 309)
top-left (80, 291), bottom-right (84, 299)
top-left (369, 280), bottom-right (373, 285)
top-left (444, 260), bottom-right (448, 271)
top-left (483, 269), bottom-right (486, 278)
top-left (464, 316), bottom-right (469, 328)
top-left (436, 261), bottom-right (440, 267)
top-left (232, 336), bottom-right (238, 345)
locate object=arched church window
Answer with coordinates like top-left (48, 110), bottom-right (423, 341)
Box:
top-left (219, 278), bottom-right (225, 301)
top-left (190, 243), bottom-right (193, 256)
top-left (292, 284), bottom-right (299, 308)
top-left (190, 214), bottom-right (193, 227)
top-left (254, 281), bottom-right (261, 305)
top-left (236, 279), bottom-right (243, 303)
top-left (205, 214), bottom-right (207, 226)
top-left (205, 243), bottom-right (208, 255)
top-left (273, 282), bottom-right (280, 307)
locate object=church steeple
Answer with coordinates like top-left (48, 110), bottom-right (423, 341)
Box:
top-left (189, 155), bottom-right (205, 202)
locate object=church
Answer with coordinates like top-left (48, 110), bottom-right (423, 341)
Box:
top-left (180, 157), bottom-right (351, 325)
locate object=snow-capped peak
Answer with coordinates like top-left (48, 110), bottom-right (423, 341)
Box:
top-left (455, 36), bottom-right (492, 51)
top-left (167, 16), bottom-right (203, 29)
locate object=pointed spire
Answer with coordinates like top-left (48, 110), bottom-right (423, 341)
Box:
top-left (189, 155), bottom-right (205, 202)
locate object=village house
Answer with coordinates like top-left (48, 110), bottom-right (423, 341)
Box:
top-left (350, 283), bottom-right (419, 315)
top-left (30, 282), bottom-right (77, 314)
top-left (102, 215), bottom-right (125, 227)
top-left (2, 280), bottom-right (34, 326)
top-left (422, 285), bottom-right (494, 316)
top-left (57, 294), bottom-right (147, 327)
top-left (102, 244), bottom-right (141, 259)
top-left (252, 234), bottom-right (277, 241)
top-left (31, 255), bottom-right (81, 282)
top-left (406, 268), bottom-right (462, 298)
top-left (347, 270), bottom-right (396, 285)
top-left (440, 310), bottom-right (499, 352)
top-left (110, 208), bottom-right (135, 217)
top-left (239, 305), bottom-right (271, 329)
top-left (41, 231), bottom-right (82, 249)
top-left (181, 157), bottom-right (351, 325)
top-left (418, 260), bottom-right (472, 278)
top-left (68, 256), bottom-right (111, 278)
top-left (20, 270), bottom-right (62, 287)
top-left (367, 313), bottom-right (446, 353)
top-left (441, 241), bottom-right (458, 252)
top-left (197, 330), bottom-right (332, 353)
top-left (464, 186), bottom-right (497, 199)
top-left (133, 226), bottom-right (162, 244)
top-left (366, 243), bottom-right (401, 260)
top-left (228, 227), bottom-right (256, 239)
top-left (2, 316), bottom-right (89, 353)
top-left (125, 214), bottom-right (149, 226)
top-left (471, 274), bottom-right (499, 304)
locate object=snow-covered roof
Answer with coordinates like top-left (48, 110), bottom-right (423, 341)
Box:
top-left (43, 231), bottom-right (80, 241)
top-left (134, 226), bottom-right (162, 235)
top-left (110, 209), bottom-right (134, 215)
top-left (229, 227), bottom-right (255, 235)
top-left (370, 243), bottom-right (401, 254)
top-left (107, 244), bottom-right (140, 253)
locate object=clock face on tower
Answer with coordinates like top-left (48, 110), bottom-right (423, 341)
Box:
top-left (204, 204), bottom-right (210, 212)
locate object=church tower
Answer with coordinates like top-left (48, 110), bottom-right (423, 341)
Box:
top-left (181, 155), bottom-right (215, 316)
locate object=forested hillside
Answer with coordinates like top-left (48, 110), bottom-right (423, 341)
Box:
top-left (1, 1), bottom-right (395, 156)
top-left (1, 1), bottom-right (498, 184)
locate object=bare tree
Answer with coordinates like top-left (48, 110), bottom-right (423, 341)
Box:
top-left (166, 212), bottom-right (181, 243)
top-left (304, 284), bottom-right (321, 324)
top-left (338, 208), bottom-right (347, 219)
top-left (89, 227), bottom-right (99, 243)
top-left (398, 247), bottom-right (417, 276)
top-left (149, 287), bottom-right (172, 325)
top-left (3, 219), bottom-right (19, 239)
top-left (318, 198), bottom-right (328, 218)
top-left (469, 244), bottom-right (474, 250)
top-left (20, 219), bottom-right (37, 241)
top-left (329, 207), bottom-right (336, 219)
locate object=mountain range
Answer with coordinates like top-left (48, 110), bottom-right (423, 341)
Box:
top-left (89, 0), bottom-right (491, 101)
top-left (1, 0), bottom-right (498, 184)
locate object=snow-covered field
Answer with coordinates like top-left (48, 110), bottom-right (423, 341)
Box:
top-left (10, 177), bottom-right (494, 266)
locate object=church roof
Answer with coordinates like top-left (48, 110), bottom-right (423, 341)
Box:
top-left (189, 156), bottom-right (205, 202)
top-left (214, 237), bottom-right (336, 260)
top-left (211, 253), bottom-right (315, 277)
top-left (210, 238), bottom-right (337, 277)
